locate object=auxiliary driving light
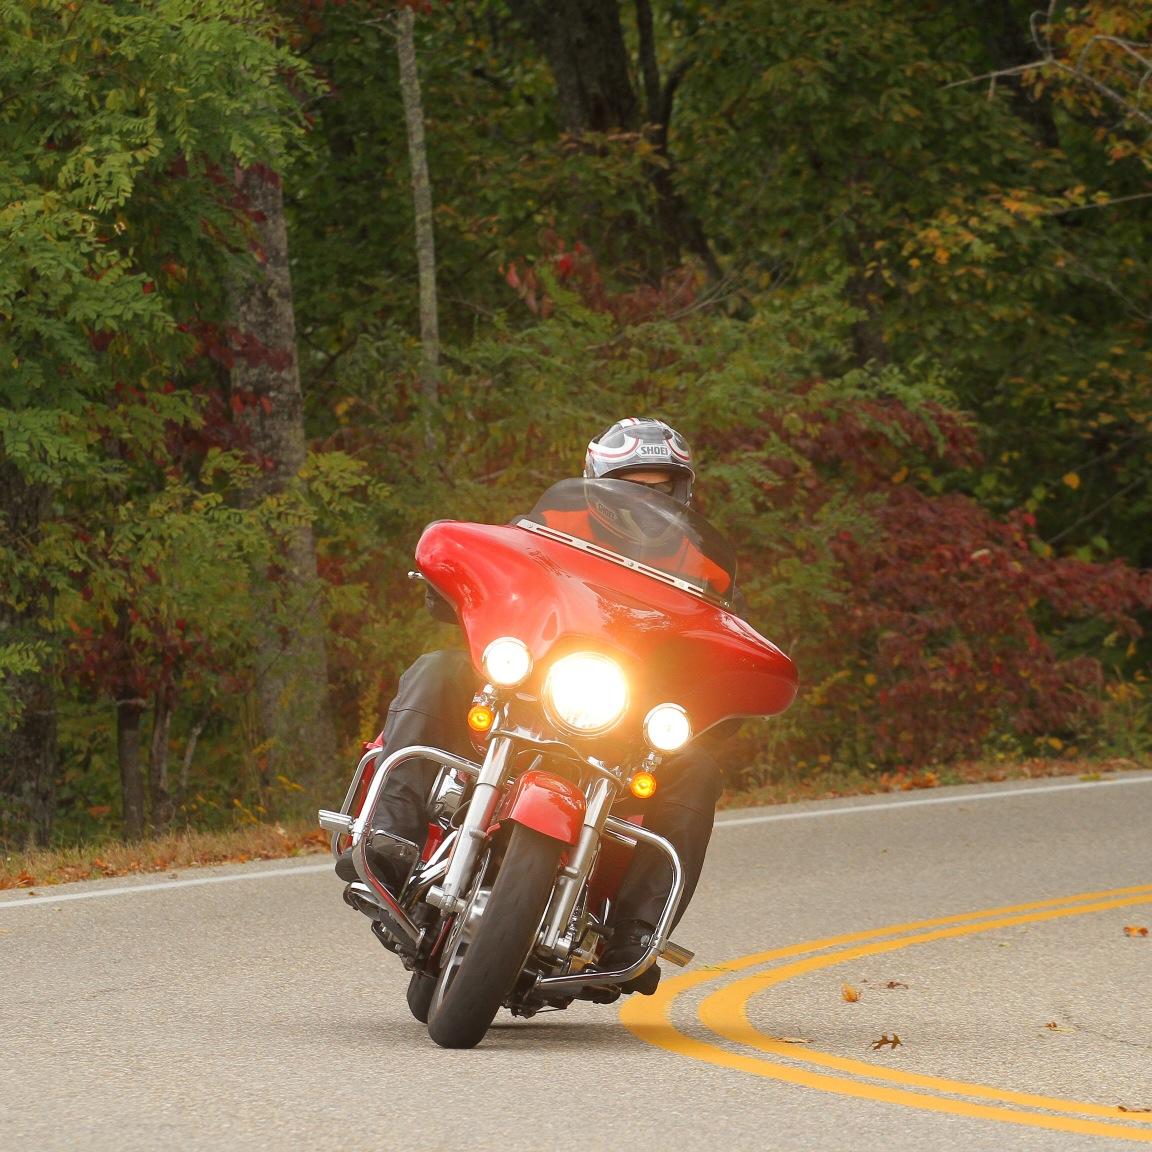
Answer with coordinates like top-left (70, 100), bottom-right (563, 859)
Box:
top-left (644, 703), bottom-right (692, 753)
top-left (542, 652), bottom-right (629, 735)
top-left (467, 703), bottom-right (495, 734)
top-left (482, 637), bottom-right (532, 688)
top-left (629, 770), bottom-right (658, 800)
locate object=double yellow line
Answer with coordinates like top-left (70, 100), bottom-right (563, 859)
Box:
top-left (621, 884), bottom-right (1152, 1142)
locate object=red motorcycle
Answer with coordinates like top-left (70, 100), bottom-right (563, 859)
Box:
top-left (319, 478), bottom-right (797, 1048)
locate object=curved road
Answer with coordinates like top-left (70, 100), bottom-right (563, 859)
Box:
top-left (2, 772), bottom-right (1151, 1151)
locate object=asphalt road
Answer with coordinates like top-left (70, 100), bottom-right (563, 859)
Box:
top-left (2, 772), bottom-right (1151, 1152)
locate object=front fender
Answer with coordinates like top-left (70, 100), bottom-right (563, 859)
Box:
top-left (494, 769), bottom-right (585, 845)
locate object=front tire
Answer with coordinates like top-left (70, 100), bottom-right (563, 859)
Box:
top-left (406, 970), bottom-right (436, 1023)
top-left (427, 823), bottom-right (562, 1049)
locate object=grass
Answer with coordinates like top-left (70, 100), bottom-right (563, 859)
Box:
top-left (2, 754), bottom-right (1146, 890)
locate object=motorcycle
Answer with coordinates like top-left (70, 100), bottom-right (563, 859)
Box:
top-left (319, 477), bottom-right (797, 1048)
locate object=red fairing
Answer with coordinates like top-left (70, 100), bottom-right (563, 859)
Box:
top-left (493, 770), bottom-right (585, 845)
top-left (415, 520), bottom-right (797, 735)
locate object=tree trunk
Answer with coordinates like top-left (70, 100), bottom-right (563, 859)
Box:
top-left (507, 0), bottom-right (717, 281)
top-left (506, 0), bottom-right (639, 133)
top-left (0, 458), bottom-right (58, 848)
top-left (230, 164), bottom-right (337, 798)
top-left (979, 0), bottom-right (1062, 150)
top-left (178, 714), bottom-right (207, 814)
top-left (117, 696), bottom-right (147, 840)
top-left (396, 5), bottom-right (440, 445)
top-left (149, 686), bottom-right (174, 832)
top-left (843, 229), bottom-right (890, 369)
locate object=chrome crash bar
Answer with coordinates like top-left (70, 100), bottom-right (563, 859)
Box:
top-left (318, 743), bottom-right (481, 945)
top-left (533, 816), bottom-right (690, 994)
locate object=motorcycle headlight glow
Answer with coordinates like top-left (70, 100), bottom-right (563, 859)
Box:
top-left (542, 652), bottom-right (629, 735)
top-left (644, 703), bottom-right (692, 753)
top-left (482, 637), bottom-right (532, 688)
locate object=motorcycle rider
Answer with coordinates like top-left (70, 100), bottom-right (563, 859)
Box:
top-left (338, 417), bottom-right (730, 995)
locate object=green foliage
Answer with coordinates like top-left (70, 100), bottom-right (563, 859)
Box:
top-left (0, 643), bottom-right (46, 732)
top-left (5, 0), bottom-right (1150, 843)
top-left (0, 0), bottom-right (322, 845)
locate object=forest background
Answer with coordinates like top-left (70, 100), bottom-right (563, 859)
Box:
top-left (1, 0), bottom-right (1150, 856)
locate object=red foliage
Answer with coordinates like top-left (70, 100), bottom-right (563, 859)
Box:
top-left (712, 386), bottom-right (1150, 771)
top-left (819, 486), bottom-right (1151, 766)
top-left (485, 236), bottom-right (1149, 771)
top-left (504, 231), bottom-right (702, 325)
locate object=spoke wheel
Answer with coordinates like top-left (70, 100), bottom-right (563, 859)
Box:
top-left (427, 823), bottom-right (562, 1049)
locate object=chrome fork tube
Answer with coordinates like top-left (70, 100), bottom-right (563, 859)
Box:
top-left (534, 819), bottom-right (685, 994)
top-left (430, 735), bottom-right (515, 914)
top-left (540, 776), bottom-right (616, 956)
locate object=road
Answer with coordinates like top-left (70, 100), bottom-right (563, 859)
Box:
top-left (2, 772), bottom-right (1151, 1152)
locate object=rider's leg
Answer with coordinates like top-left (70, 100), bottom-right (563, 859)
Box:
top-left (599, 746), bottom-right (724, 991)
top-left (368, 648), bottom-right (477, 846)
top-left (609, 744), bottom-right (724, 929)
top-left (336, 649), bottom-right (476, 885)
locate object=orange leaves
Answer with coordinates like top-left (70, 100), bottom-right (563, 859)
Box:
top-left (878, 768), bottom-right (940, 792)
top-left (1, 822), bottom-right (328, 890)
top-left (1123, 925), bottom-right (1149, 937)
top-left (840, 979), bottom-right (912, 1054)
top-left (1000, 194), bottom-right (1048, 221)
top-left (842, 977), bottom-right (910, 1001)
top-left (870, 1033), bottom-right (903, 1051)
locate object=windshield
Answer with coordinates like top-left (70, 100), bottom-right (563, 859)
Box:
top-left (516, 479), bottom-right (737, 606)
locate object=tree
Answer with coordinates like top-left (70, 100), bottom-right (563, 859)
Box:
top-left (230, 163), bottom-right (338, 797)
top-left (0, 0), bottom-right (314, 845)
top-left (395, 3), bottom-right (441, 439)
top-left (505, 0), bottom-right (718, 278)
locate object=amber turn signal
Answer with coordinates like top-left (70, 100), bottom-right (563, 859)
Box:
top-left (467, 704), bottom-right (495, 734)
top-left (629, 770), bottom-right (657, 799)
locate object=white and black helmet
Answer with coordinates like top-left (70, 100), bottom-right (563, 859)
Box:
top-left (583, 417), bottom-right (695, 505)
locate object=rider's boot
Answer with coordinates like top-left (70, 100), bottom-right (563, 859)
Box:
top-left (334, 829), bottom-right (420, 891)
top-left (597, 919), bottom-right (661, 995)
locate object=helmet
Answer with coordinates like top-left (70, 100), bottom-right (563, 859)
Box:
top-left (583, 417), bottom-right (695, 505)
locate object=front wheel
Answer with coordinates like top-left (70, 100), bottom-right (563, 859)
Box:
top-left (427, 823), bottom-right (562, 1049)
top-left (406, 970), bottom-right (436, 1023)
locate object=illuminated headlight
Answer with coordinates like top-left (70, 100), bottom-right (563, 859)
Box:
top-left (482, 637), bottom-right (532, 688)
top-left (542, 653), bottom-right (628, 735)
top-left (644, 704), bottom-right (692, 753)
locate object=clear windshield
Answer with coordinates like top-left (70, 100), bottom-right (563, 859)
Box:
top-left (517, 478), bottom-right (737, 606)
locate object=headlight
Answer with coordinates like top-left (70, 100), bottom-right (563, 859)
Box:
top-left (644, 704), bottom-right (692, 753)
top-left (482, 637), bottom-right (532, 688)
top-left (542, 652), bottom-right (628, 735)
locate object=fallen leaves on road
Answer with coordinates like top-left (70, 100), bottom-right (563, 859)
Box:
top-left (878, 769), bottom-right (940, 791)
top-left (1123, 925), bottom-right (1149, 937)
top-left (886, 980), bottom-right (909, 989)
top-left (1045, 1022), bottom-right (1073, 1032)
top-left (1118, 1106), bottom-right (1152, 1113)
top-left (770, 1035), bottom-right (811, 1045)
top-left (842, 983), bottom-right (861, 1002)
top-left (870, 1033), bottom-right (902, 1050)
top-left (1, 823), bottom-right (328, 889)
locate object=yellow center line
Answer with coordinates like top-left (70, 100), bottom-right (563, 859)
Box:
top-left (621, 884), bottom-right (1152, 1143)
